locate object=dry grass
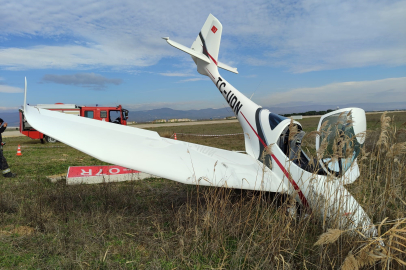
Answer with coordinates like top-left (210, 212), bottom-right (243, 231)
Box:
top-left (314, 229), bottom-right (344, 246)
top-left (0, 114), bottom-right (405, 269)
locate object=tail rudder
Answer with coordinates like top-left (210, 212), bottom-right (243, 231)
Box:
top-left (164, 14), bottom-right (238, 74)
top-left (191, 14), bottom-right (222, 66)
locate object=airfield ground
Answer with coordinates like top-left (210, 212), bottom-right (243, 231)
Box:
top-left (4, 110), bottom-right (405, 138)
top-left (0, 112), bottom-right (405, 269)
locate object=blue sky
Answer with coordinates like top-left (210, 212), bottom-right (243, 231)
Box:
top-left (1, 0), bottom-right (405, 113)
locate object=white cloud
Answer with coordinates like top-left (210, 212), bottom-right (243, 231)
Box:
top-left (242, 74), bottom-right (258, 78)
top-left (255, 0), bottom-right (406, 72)
top-left (0, 44), bottom-right (163, 70)
top-left (159, 71), bottom-right (208, 82)
top-left (42, 73), bottom-right (122, 90)
top-left (245, 57), bottom-right (267, 66)
top-left (158, 71), bottom-right (209, 82)
top-left (0, 0), bottom-right (404, 72)
top-left (123, 100), bottom-right (219, 111)
top-left (0, 85), bottom-right (23, 93)
top-left (159, 72), bottom-right (191, 77)
top-left (178, 78), bottom-right (209, 83)
top-left (263, 77), bottom-right (406, 106)
top-left (0, 106), bottom-right (19, 111)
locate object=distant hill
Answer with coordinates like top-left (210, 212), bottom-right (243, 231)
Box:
top-left (0, 112), bottom-right (20, 127)
top-left (128, 102), bottom-right (405, 122)
top-left (0, 107), bottom-right (236, 126)
top-left (127, 107), bottom-right (235, 122)
top-left (2, 101), bottom-right (404, 127)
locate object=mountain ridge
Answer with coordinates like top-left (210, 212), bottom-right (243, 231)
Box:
top-left (2, 102), bottom-right (404, 127)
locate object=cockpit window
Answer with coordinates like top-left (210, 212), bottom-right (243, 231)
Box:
top-left (277, 124), bottom-right (327, 175)
top-left (318, 111), bottom-right (361, 175)
top-left (269, 113), bottom-right (288, 129)
top-left (275, 111), bottom-right (363, 177)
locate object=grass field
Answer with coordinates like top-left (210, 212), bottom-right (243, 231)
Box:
top-left (0, 112), bottom-right (405, 269)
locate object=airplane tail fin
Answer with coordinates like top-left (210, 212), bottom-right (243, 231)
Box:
top-left (163, 14), bottom-right (237, 74)
top-left (191, 14), bottom-right (222, 66)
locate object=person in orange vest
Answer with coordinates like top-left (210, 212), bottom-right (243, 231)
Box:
top-left (0, 118), bottom-right (16, 178)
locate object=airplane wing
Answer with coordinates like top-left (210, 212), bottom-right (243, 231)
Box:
top-left (23, 104), bottom-right (285, 192)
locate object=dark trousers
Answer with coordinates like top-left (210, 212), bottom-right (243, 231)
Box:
top-left (0, 148), bottom-right (10, 175)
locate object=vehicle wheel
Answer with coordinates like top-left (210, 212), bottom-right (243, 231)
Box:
top-left (45, 135), bottom-right (57, 143)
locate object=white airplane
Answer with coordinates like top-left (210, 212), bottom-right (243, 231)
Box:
top-left (23, 14), bottom-right (376, 237)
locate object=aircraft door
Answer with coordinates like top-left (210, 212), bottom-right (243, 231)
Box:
top-left (316, 108), bottom-right (366, 177)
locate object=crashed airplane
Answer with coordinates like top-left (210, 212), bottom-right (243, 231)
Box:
top-left (23, 14), bottom-right (376, 237)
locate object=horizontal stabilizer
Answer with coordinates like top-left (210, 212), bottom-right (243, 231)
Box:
top-left (163, 37), bottom-right (238, 74)
top-left (163, 37), bottom-right (210, 64)
top-left (218, 61), bottom-right (238, 74)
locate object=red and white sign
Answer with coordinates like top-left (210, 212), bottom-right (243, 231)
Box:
top-left (67, 165), bottom-right (140, 178)
top-left (211, 25), bottom-right (217, 33)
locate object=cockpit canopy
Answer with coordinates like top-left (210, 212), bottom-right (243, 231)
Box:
top-left (317, 110), bottom-right (364, 176)
top-left (277, 108), bottom-right (366, 178)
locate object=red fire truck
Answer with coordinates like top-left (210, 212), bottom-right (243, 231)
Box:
top-left (19, 103), bottom-right (129, 143)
